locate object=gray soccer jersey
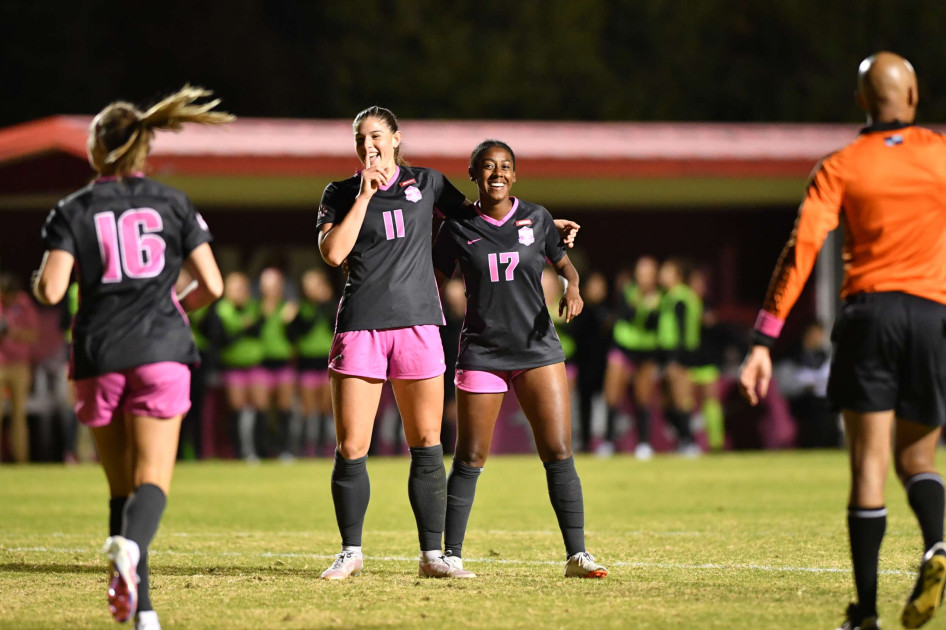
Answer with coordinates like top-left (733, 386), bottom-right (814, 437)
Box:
top-left (317, 166), bottom-right (467, 333)
top-left (41, 176), bottom-right (212, 379)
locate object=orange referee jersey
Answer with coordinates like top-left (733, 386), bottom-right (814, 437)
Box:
top-left (762, 123), bottom-right (946, 320)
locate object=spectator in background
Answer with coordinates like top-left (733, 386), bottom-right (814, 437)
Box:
top-left (439, 277), bottom-right (466, 454)
top-left (601, 256), bottom-right (661, 459)
top-left (0, 273), bottom-right (39, 462)
top-left (570, 271), bottom-right (611, 453)
top-left (289, 268), bottom-right (337, 456)
top-left (687, 267), bottom-right (726, 451)
top-left (657, 258), bottom-right (702, 456)
top-left (258, 267), bottom-right (298, 460)
top-left (215, 271), bottom-right (265, 461)
top-left (775, 320), bottom-right (840, 449)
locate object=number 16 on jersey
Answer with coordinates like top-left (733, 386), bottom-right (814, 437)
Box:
top-left (488, 252), bottom-right (519, 282)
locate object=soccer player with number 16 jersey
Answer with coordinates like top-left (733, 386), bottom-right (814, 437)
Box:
top-left (33, 87), bottom-right (229, 630)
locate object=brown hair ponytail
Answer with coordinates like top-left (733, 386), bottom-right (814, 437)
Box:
top-left (89, 84), bottom-right (235, 176)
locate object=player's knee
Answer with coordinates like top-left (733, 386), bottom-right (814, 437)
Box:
top-left (455, 444), bottom-right (489, 468)
top-left (540, 443), bottom-right (573, 462)
top-left (894, 450), bottom-right (934, 482)
top-left (337, 439), bottom-right (370, 460)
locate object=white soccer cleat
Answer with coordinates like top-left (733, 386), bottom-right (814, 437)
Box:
top-left (418, 554), bottom-right (476, 578)
top-left (634, 442), bottom-right (654, 461)
top-left (135, 610), bottom-right (162, 630)
top-left (594, 441), bottom-right (615, 458)
top-left (320, 550), bottom-right (364, 580)
top-left (102, 535), bottom-right (140, 623)
top-left (564, 551), bottom-right (608, 578)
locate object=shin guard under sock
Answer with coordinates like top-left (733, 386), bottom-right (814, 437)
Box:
top-left (331, 451), bottom-right (370, 547)
top-left (444, 459), bottom-right (483, 557)
top-left (544, 457), bottom-right (586, 557)
top-left (906, 473), bottom-right (945, 553)
top-left (408, 444), bottom-right (447, 551)
top-left (847, 505), bottom-right (887, 618)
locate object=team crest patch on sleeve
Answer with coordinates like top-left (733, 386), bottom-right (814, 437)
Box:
top-left (515, 219), bottom-right (532, 226)
top-left (196, 212), bottom-right (210, 231)
top-left (404, 185), bottom-right (423, 203)
top-left (518, 225), bottom-right (534, 246)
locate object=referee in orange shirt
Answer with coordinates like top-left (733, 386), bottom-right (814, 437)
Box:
top-left (740, 52), bottom-right (946, 630)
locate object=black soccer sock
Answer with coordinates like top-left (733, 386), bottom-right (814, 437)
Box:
top-left (277, 410), bottom-right (293, 454)
top-left (633, 404), bottom-right (652, 444)
top-left (408, 444), bottom-right (447, 551)
top-left (331, 451), bottom-right (370, 547)
top-left (444, 459), bottom-right (483, 558)
top-left (544, 457), bottom-right (585, 558)
top-left (123, 484), bottom-right (167, 615)
top-left (604, 407), bottom-right (618, 443)
top-left (847, 505), bottom-right (887, 618)
top-left (666, 407), bottom-right (693, 443)
top-left (137, 549), bottom-right (152, 612)
top-left (906, 473), bottom-right (945, 553)
top-left (109, 496), bottom-right (128, 537)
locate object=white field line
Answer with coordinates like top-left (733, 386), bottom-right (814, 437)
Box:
top-left (0, 546), bottom-right (914, 576)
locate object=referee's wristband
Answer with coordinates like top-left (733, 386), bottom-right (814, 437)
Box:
top-left (750, 329), bottom-right (777, 348)
top-left (751, 310), bottom-right (784, 349)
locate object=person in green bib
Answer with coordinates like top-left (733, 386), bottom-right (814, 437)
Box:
top-left (216, 271), bottom-right (266, 461)
top-left (289, 268), bottom-right (337, 457)
top-left (657, 258), bottom-right (703, 456)
top-left (258, 267), bottom-right (299, 460)
top-left (601, 256), bottom-right (662, 459)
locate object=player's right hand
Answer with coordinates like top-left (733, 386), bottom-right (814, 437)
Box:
top-left (738, 345), bottom-right (772, 406)
top-left (358, 165), bottom-right (390, 198)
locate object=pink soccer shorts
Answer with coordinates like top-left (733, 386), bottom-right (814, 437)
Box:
top-left (74, 361), bottom-right (191, 427)
top-left (455, 368), bottom-right (529, 393)
top-left (329, 325), bottom-right (445, 380)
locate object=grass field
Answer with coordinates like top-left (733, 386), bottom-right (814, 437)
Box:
top-left (0, 451), bottom-right (941, 629)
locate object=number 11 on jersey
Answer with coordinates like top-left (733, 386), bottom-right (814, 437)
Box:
top-left (488, 252), bottom-right (519, 282)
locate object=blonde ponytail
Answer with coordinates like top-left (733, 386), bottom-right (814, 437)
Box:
top-left (91, 85), bottom-right (235, 176)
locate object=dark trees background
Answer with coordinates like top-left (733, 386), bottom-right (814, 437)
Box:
top-left (3, 0), bottom-right (946, 126)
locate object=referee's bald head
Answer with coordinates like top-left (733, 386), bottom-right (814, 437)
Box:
top-left (856, 51), bottom-right (918, 124)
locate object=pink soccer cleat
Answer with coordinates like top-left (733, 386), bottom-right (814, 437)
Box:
top-left (103, 536), bottom-right (140, 622)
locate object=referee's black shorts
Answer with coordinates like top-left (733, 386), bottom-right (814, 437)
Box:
top-left (828, 291), bottom-right (946, 427)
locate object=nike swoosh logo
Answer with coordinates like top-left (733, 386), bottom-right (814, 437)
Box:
top-left (467, 238), bottom-right (483, 244)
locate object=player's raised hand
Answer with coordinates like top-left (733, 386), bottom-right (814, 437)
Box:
top-left (738, 345), bottom-right (772, 406)
top-left (553, 219), bottom-right (580, 248)
top-left (560, 285), bottom-right (583, 323)
top-left (358, 161), bottom-right (390, 198)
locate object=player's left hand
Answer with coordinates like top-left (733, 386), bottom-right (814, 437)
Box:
top-left (738, 345), bottom-right (772, 406)
top-left (560, 286), bottom-right (583, 322)
top-left (553, 219), bottom-right (580, 248)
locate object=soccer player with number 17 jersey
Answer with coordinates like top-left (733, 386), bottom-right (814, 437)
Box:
top-left (33, 87), bottom-right (229, 630)
top-left (433, 140), bottom-right (607, 578)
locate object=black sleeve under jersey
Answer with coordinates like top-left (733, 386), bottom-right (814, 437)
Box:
top-left (179, 195), bottom-right (213, 256)
top-left (432, 171), bottom-right (468, 220)
top-left (543, 210), bottom-right (567, 265)
top-left (41, 204), bottom-right (76, 254)
top-left (432, 222), bottom-right (459, 277)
